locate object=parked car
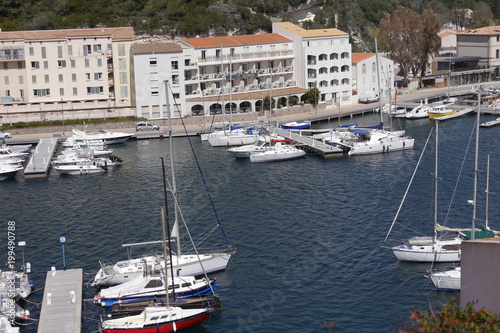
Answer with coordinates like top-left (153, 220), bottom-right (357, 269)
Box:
top-left (136, 122), bottom-right (160, 131)
top-left (0, 130), bottom-right (12, 139)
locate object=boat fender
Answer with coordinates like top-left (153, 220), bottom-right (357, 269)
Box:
top-left (173, 321), bottom-right (177, 332)
top-left (29, 279), bottom-right (35, 290)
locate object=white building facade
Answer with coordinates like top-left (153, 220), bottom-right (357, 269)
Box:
top-left (0, 28), bottom-right (134, 123)
top-left (351, 53), bottom-right (394, 101)
top-left (272, 22), bottom-right (352, 106)
top-left (456, 26), bottom-right (500, 78)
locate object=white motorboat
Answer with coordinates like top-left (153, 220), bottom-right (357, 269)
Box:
top-left (0, 315), bottom-right (19, 333)
top-left (53, 161), bottom-right (110, 175)
top-left (208, 127), bottom-right (262, 147)
top-left (71, 129), bottom-right (132, 145)
top-left (404, 103), bottom-right (432, 119)
top-left (201, 124), bottom-right (249, 141)
top-left (429, 266), bottom-right (461, 290)
top-left (0, 271), bottom-right (32, 299)
top-left (94, 274), bottom-right (215, 307)
top-left (60, 146), bottom-right (114, 158)
top-left (279, 120), bottom-right (311, 129)
top-left (249, 143), bottom-right (306, 163)
top-left (347, 129), bottom-right (414, 156)
top-left (61, 137), bottom-right (107, 149)
top-left (52, 155), bottom-right (120, 167)
top-left (0, 163), bottom-right (23, 180)
top-left (0, 148), bottom-right (28, 162)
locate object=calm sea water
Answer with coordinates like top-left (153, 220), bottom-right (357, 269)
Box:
top-left (1, 112), bottom-right (499, 332)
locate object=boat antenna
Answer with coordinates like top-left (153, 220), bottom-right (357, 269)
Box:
top-left (166, 81), bottom-right (233, 251)
top-left (375, 38), bottom-right (383, 128)
top-left (471, 88), bottom-right (481, 239)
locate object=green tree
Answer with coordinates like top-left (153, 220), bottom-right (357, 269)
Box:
top-left (303, 88), bottom-right (319, 106)
top-left (401, 300), bottom-right (500, 332)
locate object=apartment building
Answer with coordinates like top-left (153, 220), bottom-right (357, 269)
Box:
top-left (456, 25), bottom-right (500, 78)
top-left (272, 22), bottom-right (352, 106)
top-left (0, 27), bottom-right (134, 123)
top-left (132, 22), bottom-right (353, 118)
top-left (351, 53), bottom-right (394, 101)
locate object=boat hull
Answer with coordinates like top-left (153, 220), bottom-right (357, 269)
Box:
top-left (430, 268), bottom-right (461, 290)
top-left (102, 310), bottom-right (211, 333)
top-left (249, 149), bottom-right (305, 163)
top-left (428, 110), bottom-right (457, 118)
top-left (391, 244), bottom-right (460, 262)
top-left (93, 252), bottom-right (232, 287)
top-left (348, 138), bottom-right (415, 156)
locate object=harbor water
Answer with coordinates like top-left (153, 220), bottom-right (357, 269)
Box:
top-left (1, 112), bottom-right (499, 332)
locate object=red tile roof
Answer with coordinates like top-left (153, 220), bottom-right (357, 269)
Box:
top-left (0, 27), bottom-right (134, 41)
top-left (181, 33), bottom-right (291, 49)
top-left (456, 26), bottom-right (500, 36)
top-left (352, 53), bottom-right (375, 64)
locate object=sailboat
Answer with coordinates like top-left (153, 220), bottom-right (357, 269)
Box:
top-left (100, 209), bottom-right (213, 332)
top-left (387, 120), bottom-right (463, 262)
top-left (347, 39), bottom-right (414, 156)
top-left (101, 82), bottom-right (215, 332)
top-left (92, 80), bottom-right (234, 287)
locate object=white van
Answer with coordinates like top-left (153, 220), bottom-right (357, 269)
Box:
top-left (136, 122), bottom-right (159, 131)
top-left (358, 91), bottom-right (379, 104)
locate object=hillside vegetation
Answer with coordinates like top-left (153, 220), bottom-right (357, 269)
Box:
top-left (0, 0), bottom-right (498, 52)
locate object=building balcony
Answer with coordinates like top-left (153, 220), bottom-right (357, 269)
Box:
top-left (199, 49), bottom-right (294, 64)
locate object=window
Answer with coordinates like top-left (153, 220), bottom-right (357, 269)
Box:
top-left (93, 44), bottom-right (102, 53)
top-left (31, 61), bottom-right (40, 69)
top-left (86, 73), bottom-right (91, 81)
top-left (201, 51), bottom-right (206, 60)
top-left (71, 59), bottom-right (76, 68)
top-left (58, 60), bottom-right (66, 68)
top-left (151, 87), bottom-right (159, 96)
top-left (95, 72), bottom-right (103, 81)
top-left (85, 59), bottom-right (90, 67)
top-left (57, 46), bottom-right (63, 58)
top-left (118, 44), bottom-right (125, 56)
top-left (149, 58), bottom-right (157, 66)
top-left (5, 90), bottom-right (10, 96)
top-left (59, 74), bottom-right (63, 83)
top-left (119, 58), bottom-right (126, 70)
top-left (87, 86), bottom-right (104, 94)
top-left (32, 75), bottom-right (37, 84)
top-left (330, 53), bottom-right (338, 60)
top-left (41, 47), bottom-right (46, 59)
top-left (73, 87), bottom-right (77, 96)
top-left (172, 75), bottom-right (179, 84)
top-left (119, 72), bottom-right (127, 84)
top-left (185, 59), bottom-right (190, 66)
top-left (216, 50), bottom-right (221, 59)
top-left (97, 58), bottom-right (102, 67)
top-left (45, 75), bottom-right (49, 83)
top-left (18, 76), bottom-right (23, 84)
top-left (230, 48), bottom-right (235, 57)
top-left (72, 73), bottom-right (77, 82)
top-left (44, 61), bottom-right (49, 69)
top-left (29, 47), bottom-right (34, 56)
top-left (497, 49), bottom-right (499, 59)
top-left (120, 86), bottom-right (128, 98)
top-left (17, 62), bottom-right (22, 69)
top-left (60, 88), bottom-right (64, 96)
top-left (33, 88), bottom-right (50, 97)
top-left (83, 45), bottom-right (91, 56)
top-left (319, 54), bottom-right (328, 61)
top-left (4, 77), bottom-right (9, 85)
top-left (2, 63), bottom-right (7, 70)
top-left (362, 64), bottom-right (366, 75)
top-left (68, 45), bottom-right (73, 57)
top-left (171, 61), bottom-right (178, 70)
top-left (341, 65), bottom-right (349, 72)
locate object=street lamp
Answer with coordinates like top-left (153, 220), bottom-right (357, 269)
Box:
top-left (60, 236), bottom-right (66, 270)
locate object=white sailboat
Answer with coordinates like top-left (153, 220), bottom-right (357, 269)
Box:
top-left (347, 39), bottom-right (414, 155)
top-left (249, 142), bottom-right (306, 163)
top-left (93, 80), bottom-right (234, 287)
top-left (387, 120), bottom-right (463, 262)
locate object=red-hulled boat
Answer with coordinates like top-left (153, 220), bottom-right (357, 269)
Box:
top-left (101, 306), bottom-right (212, 333)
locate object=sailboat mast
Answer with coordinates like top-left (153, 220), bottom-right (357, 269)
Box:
top-left (164, 80), bottom-right (182, 257)
top-left (471, 89), bottom-right (481, 239)
top-left (160, 207), bottom-right (170, 308)
top-left (434, 120), bottom-right (439, 242)
top-left (485, 155), bottom-right (490, 229)
top-left (374, 39), bottom-right (383, 125)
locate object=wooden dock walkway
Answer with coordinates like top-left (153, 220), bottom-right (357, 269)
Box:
top-left (38, 268), bottom-right (83, 333)
top-left (274, 127), bottom-right (344, 159)
top-left (480, 117), bottom-right (500, 127)
top-left (432, 107), bottom-right (475, 121)
top-left (24, 137), bottom-right (58, 179)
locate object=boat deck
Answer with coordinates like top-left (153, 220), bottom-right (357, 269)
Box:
top-left (431, 107), bottom-right (474, 121)
top-left (274, 127), bottom-right (344, 159)
top-left (24, 137), bottom-right (58, 179)
top-left (38, 268), bottom-right (83, 333)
